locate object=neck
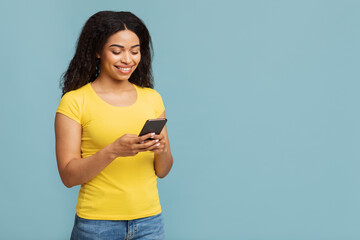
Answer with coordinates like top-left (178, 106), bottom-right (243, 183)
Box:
top-left (92, 75), bottom-right (133, 93)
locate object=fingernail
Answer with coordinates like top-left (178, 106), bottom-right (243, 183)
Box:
top-left (155, 139), bottom-right (159, 142)
top-left (156, 143), bottom-right (160, 146)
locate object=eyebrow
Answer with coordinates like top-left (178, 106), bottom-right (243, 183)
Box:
top-left (109, 44), bottom-right (140, 49)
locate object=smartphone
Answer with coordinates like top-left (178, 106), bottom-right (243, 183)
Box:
top-left (138, 118), bottom-right (167, 140)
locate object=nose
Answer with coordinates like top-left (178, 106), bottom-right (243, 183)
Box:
top-left (120, 51), bottom-right (131, 64)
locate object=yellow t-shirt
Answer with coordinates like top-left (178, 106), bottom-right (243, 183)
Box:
top-left (56, 82), bottom-right (165, 220)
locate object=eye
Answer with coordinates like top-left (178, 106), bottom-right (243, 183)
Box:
top-left (112, 51), bottom-right (121, 55)
top-left (131, 52), bottom-right (139, 55)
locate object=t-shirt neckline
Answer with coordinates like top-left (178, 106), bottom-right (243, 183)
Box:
top-left (87, 82), bottom-right (139, 109)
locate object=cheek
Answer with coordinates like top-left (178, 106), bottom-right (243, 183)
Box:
top-left (101, 56), bottom-right (112, 67)
top-left (107, 54), bottom-right (120, 64)
top-left (135, 54), bottom-right (141, 65)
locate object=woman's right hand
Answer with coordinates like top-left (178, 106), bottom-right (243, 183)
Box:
top-left (55, 113), bottom-right (161, 187)
top-left (108, 132), bottom-right (161, 158)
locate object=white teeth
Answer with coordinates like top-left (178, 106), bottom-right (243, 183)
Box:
top-left (117, 67), bottom-right (131, 71)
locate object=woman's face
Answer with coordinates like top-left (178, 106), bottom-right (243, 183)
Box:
top-left (97, 30), bottom-right (141, 81)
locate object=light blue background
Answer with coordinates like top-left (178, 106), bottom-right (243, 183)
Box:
top-left (0, 0), bottom-right (359, 239)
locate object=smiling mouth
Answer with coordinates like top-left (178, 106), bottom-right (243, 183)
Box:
top-left (114, 65), bottom-right (133, 73)
top-left (115, 66), bottom-right (132, 71)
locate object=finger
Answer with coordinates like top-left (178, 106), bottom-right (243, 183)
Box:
top-left (152, 144), bottom-right (165, 153)
top-left (155, 138), bottom-right (165, 145)
top-left (152, 134), bottom-right (164, 140)
top-left (146, 142), bottom-right (161, 152)
top-left (136, 139), bottom-right (159, 150)
top-left (140, 139), bottom-right (154, 144)
top-left (137, 132), bottom-right (156, 143)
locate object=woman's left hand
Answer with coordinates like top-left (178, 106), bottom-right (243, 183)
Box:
top-left (151, 133), bottom-right (167, 154)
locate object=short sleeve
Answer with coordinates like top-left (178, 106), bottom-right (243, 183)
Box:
top-left (153, 90), bottom-right (165, 118)
top-left (56, 92), bottom-right (82, 124)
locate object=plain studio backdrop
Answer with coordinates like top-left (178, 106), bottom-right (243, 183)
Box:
top-left (0, 0), bottom-right (359, 239)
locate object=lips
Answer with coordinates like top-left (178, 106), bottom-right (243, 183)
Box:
top-left (115, 65), bottom-right (133, 73)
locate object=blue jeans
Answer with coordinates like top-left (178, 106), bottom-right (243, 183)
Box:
top-left (70, 213), bottom-right (165, 240)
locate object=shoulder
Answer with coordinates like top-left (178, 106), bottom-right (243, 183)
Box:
top-left (57, 85), bottom-right (91, 124)
top-left (136, 86), bottom-right (165, 115)
top-left (63, 83), bottom-right (89, 98)
top-left (58, 84), bottom-right (91, 115)
top-left (60, 83), bottom-right (90, 103)
top-left (137, 85), bottom-right (163, 99)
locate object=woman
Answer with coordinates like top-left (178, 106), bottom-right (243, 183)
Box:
top-left (55, 11), bottom-right (173, 240)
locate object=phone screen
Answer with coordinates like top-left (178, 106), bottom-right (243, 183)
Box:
top-left (138, 119), bottom-right (167, 138)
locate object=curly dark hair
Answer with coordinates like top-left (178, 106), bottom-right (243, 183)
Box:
top-left (61, 11), bottom-right (154, 96)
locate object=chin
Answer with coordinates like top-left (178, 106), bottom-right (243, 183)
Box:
top-left (115, 75), bottom-right (133, 82)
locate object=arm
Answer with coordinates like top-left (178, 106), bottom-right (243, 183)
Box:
top-left (55, 112), bottom-right (159, 188)
top-left (153, 111), bottom-right (173, 178)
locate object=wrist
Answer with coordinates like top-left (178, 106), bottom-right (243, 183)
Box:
top-left (103, 143), bottom-right (118, 161)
